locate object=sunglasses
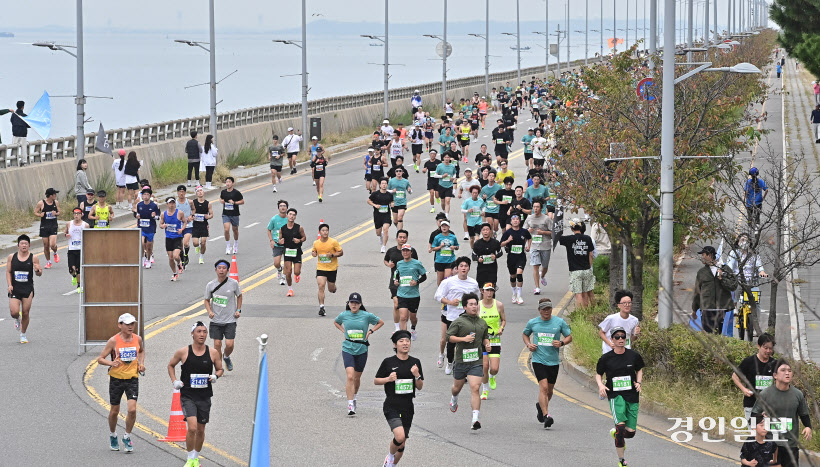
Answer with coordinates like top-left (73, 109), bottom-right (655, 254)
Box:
top-left (612, 335), bottom-right (627, 340)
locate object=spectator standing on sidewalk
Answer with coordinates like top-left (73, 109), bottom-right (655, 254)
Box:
top-left (185, 131), bottom-right (202, 187)
top-left (810, 104), bottom-right (820, 144)
top-left (11, 101), bottom-right (30, 165)
top-left (201, 135), bottom-right (218, 190)
top-left (75, 159), bottom-right (93, 207)
top-left (813, 81), bottom-right (820, 105)
top-left (691, 245), bottom-right (738, 334)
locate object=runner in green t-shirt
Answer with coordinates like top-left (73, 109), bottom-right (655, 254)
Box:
top-left (334, 292), bottom-right (384, 415)
top-left (388, 168), bottom-right (412, 230)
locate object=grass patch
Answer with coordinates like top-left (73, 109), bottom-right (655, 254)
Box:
top-left (151, 157), bottom-right (188, 188)
top-left (225, 141), bottom-right (267, 169)
top-left (0, 204), bottom-right (37, 235)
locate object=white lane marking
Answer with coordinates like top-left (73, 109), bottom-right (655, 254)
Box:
top-left (208, 237), bottom-right (221, 242)
top-left (62, 289), bottom-right (80, 296)
top-left (319, 381), bottom-right (344, 398)
top-left (350, 185), bottom-right (362, 189)
top-left (244, 222), bottom-right (260, 229)
top-left (329, 192), bottom-right (341, 197)
top-left (305, 200), bottom-right (318, 206)
top-left (526, 118), bottom-right (532, 122)
top-left (311, 347), bottom-right (324, 361)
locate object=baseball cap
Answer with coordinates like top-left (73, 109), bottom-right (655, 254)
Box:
top-left (435, 212), bottom-right (449, 221)
top-left (287, 127), bottom-right (294, 131)
top-left (383, 119), bottom-right (390, 124)
top-left (414, 89), bottom-right (420, 93)
top-left (697, 245), bottom-right (717, 256)
top-left (610, 326), bottom-right (627, 337)
top-left (118, 313), bottom-right (137, 324)
top-left (86, 189), bottom-right (96, 195)
top-left (311, 136), bottom-right (318, 140)
top-left (391, 329), bottom-right (412, 343)
top-left (464, 167), bottom-right (473, 173)
top-left (118, 149), bottom-right (126, 156)
top-left (401, 244), bottom-right (413, 251)
top-left (45, 188), bottom-right (59, 196)
top-left (482, 282), bottom-right (496, 290)
top-left (166, 197), bottom-right (176, 204)
top-left (347, 292), bottom-right (363, 303)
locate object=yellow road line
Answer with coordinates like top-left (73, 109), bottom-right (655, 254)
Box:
top-left (516, 291), bottom-right (730, 462)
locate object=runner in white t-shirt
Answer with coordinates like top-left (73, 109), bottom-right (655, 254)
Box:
top-left (434, 257), bottom-right (480, 374)
top-left (598, 289), bottom-right (641, 353)
top-left (282, 128), bottom-right (303, 175)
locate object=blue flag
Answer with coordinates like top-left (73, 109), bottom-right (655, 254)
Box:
top-left (250, 353), bottom-right (270, 467)
top-left (20, 91), bottom-right (52, 140)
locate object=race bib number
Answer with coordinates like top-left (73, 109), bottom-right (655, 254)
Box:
top-left (440, 248), bottom-right (453, 257)
top-left (481, 255), bottom-right (494, 264)
top-left (194, 213), bottom-right (205, 222)
top-left (373, 165), bottom-right (382, 171)
top-left (511, 245), bottom-right (523, 254)
top-left (395, 190), bottom-right (405, 200)
top-left (318, 254), bottom-right (332, 264)
top-left (85, 206), bottom-right (93, 212)
top-left (399, 275), bottom-right (413, 287)
top-left (503, 195), bottom-right (512, 203)
top-left (224, 203), bottom-right (234, 210)
top-left (166, 225), bottom-right (178, 234)
top-left (285, 248), bottom-right (298, 258)
top-left (537, 332), bottom-right (554, 346)
top-left (469, 210), bottom-right (481, 218)
top-left (496, 139), bottom-right (504, 144)
top-left (139, 219), bottom-right (150, 228)
top-left (45, 211), bottom-right (56, 219)
top-left (532, 235), bottom-right (543, 244)
top-left (346, 329), bottom-right (364, 341)
top-left (612, 376), bottom-right (632, 391)
top-left (97, 220), bottom-right (108, 227)
top-left (271, 151), bottom-right (280, 158)
top-left (118, 347), bottom-right (137, 362)
top-left (489, 336), bottom-right (501, 345)
top-left (767, 418), bottom-right (792, 433)
top-left (71, 240), bottom-right (82, 248)
top-left (755, 375), bottom-right (773, 390)
top-left (486, 201), bottom-right (497, 209)
top-left (315, 164), bottom-right (324, 171)
top-left (462, 348), bottom-right (479, 362)
top-left (13, 271), bottom-right (29, 282)
top-left (190, 374), bottom-right (210, 389)
top-left (442, 174), bottom-right (450, 181)
top-left (395, 379), bottom-right (414, 394)
top-left (379, 205), bottom-right (389, 213)
top-left (211, 294), bottom-right (228, 308)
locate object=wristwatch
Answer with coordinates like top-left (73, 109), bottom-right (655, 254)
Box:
top-left (237, 308), bottom-right (242, 314)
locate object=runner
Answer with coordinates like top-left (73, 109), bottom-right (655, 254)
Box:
top-left (268, 134), bottom-right (285, 192)
top-left (65, 208), bottom-right (89, 289)
top-left (494, 177), bottom-right (515, 230)
top-left (176, 185), bottom-right (195, 268)
top-left (313, 146), bottom-right (328, 202)
top-left (90, 190), bottom-right (114, 229)
top-left (283, 127), bottom-right (303, 175)
top-left (472, 223), bottom-right (503, 288)
top-left (595, 326), bottom-right (645, 467)
top-left (368, 178), bottom-right (394, 254)
top-left (334, 292), bottom-right (384, 415)
top-left (438, 126), bottom-right (455, 155)
top-left (523, 198), bottom-right (553, 294)
top-left (523, 298), bottom-right (572, 428)
top-left (97, 312), bottom-right (144, 453)
top-left (558, 219), bottom-right (596, 307)
top-left (434, 257), bottom-right (480, 374)
top-left (167, 322), bottom-right (224, 467)
top-left (369, 148), bottom-right (388, 193)
top-left (389, 130), bottom-right (406, 167)
top-left (479, 284), bottom-right (506, 400)
top-left (478, 97), bottom-right (488, 129)
top-left (480, 172), bottom-right (502, 236)
top-left (461, 185), bottom-right (485, 248)
top-left (500, 213), bottom-right (532, 305)
top-left (509, 185), bottom-right (532, 227)
top-left (80, 188), bottom-right (97, 228)
top-left (267, 200), bottom-right (290, 286)
top-left (309, 137), bottom-right (321, 185)
top-left (422, 150), bottom-right (441, 213)
top-left (34, 188), bottom-right (61, 269)
top-left (312, 223), bottom-right (343, 316)
top-left (6, 235), bottom-right (42, 344)
top-left (490, 87), bottom-right (499, 113)
top-left (135, 188), bottom-right (160, 269)
top-left (458, 119), bottom-right (472, 161)
top-left (220, 177), bottom-right (244, 255)
top-left (474, 144), bottom-right (492, 169)
top-left (277, 208), bottom-right (306, 297)
top-left (384, 230), bottom-right (419, 333)
top-left (409, 123), bottom-right (424, 172)
top-left (525, 173), bottom-right (549, 206)
top-left (158, 197), bottom-right (185, 281)
top-left (492, 120), bottom-right (510, 165)
top-left (731, 333), bottom-right (775, 425)
top-left (430, 220), bottom-right (459, 285)
top-left (423, 113), bottom-right (436, 152)
top-left (191, 187), bottom-right (213, 264)
top-left (446, 292), bottom-right (490, 430)
top-left (598, 289), bottom-right (641, 353)
top-left (388, 167), bottom-right (412, 231)
top-left (364, 148), bottom-right (374, 193)
top-left (375, 329), bottom-right (424, 467)
top-left (204, 258), bottom-right (243, 371)
top-left (521, 128), bottom-right (535, 170)
top-left (392, 244), bottom-right (427, 336)
top-left (434, 152), bottom-right (457, 216)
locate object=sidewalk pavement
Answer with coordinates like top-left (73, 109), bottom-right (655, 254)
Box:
top-left (781, 53), bottom-right (820, 362)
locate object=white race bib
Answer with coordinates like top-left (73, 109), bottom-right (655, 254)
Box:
top-left (503, 195), bottom-right (512, 203)
top-left (532, 235), bottom-right (543, 244)
top-left (346, 329), bottom-right (364, 341)
top-left (482, 255), bottom-right (494, 264)
top-left (13, 271), bottom-right (29, 282)
top-left (211, 294), bottom-right (228, 308)
top-left (537, 332), bottom-right (554, 346)
top-left (462, 348), bottom-right (479, 362)
top-left (395, 379), bottom-right (414, 394)
top-left (612, 375), bottom-right (632, 391)
top-left (379, 205), bottom-right (389, 213)
top-left (190, 374), bottom-right (210, 389)
top-left (45, 211), bottom-right (56, 220)
top-left (511, 245), bottom-right (523, 254)
top-left (755, 375), bottom-right (773, 390)
top-left (194, 213), bottom-right (205, 222)
top-left (399, 275), bottom-right (413, 287)
top-left (118, 347), bottom-right (137, 362)
top-left (71, 240), bottom-right (82, 248)
top-left (486, 200), bottom-right (497, 209)
top-left (139, 219), bottom-right (150, 228)
top-left (318, 254), bottom-right (332, 264)
top-left (285, 248), bottom-right (298, 258)
top-left (440, 248), bottom-right (453, 257)
top-left (395, 190), bottom-right (405, 200)
top-left (315, 164), bottom-right (324, 171)
top-left (224, 203), bottom-right (234, 211)
top-left (97, 220), bottom-right (108, 227)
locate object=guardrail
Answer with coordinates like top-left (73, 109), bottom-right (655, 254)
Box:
top-left (0, 61), bottom-right (589, 168)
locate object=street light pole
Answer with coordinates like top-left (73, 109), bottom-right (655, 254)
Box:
top-left (585, 0), bottom-right (589, 65)
top-left (208, 0), bottom-right (217, 138)
top-left (516, 0), bottom-right (522, 83)
top-left (566, 1), bottom-right (570, 68)
top-left (76, 0), bottom-right (85, 159)
top-left (301, 0), bottom-right (308, 141)
top-left (546, 0), bottom-right (550, 77)
top-left (601, 0), bottom-right (604, 59)
top-left (486, 0), bottom-right (490, 96)
top-left (384, 0), bottom-right (389, 119)
top-left (443, 0), bottom-right (448, 111)
top-left (650, 0), bottom-right (657, 71)
top-left (658, 0), bottom-right (676, 329)
top-left (687, 0), bottom-right (693, 60)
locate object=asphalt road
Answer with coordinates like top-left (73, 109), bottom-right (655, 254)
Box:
top-left (3, 103), bottom-right (739, 466)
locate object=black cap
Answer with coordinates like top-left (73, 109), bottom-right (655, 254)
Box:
top-left (697, 246), bottom-right (717, 256)
top-left (391, 330), bottom-right (412, 343)
top-left (435, 212), bottom-right (449, 221)
top-left (45, 188), bottom-right (59, 196)
top-left (347, 292), bottom-right (363, 303)
top-left (86, 188), bottom-right (96, 195)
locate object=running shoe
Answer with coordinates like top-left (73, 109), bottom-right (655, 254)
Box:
top-left (380, 245), bottom-right (386, 254)
top-left (472, 421), bottom-right (482, 430)
top-left (143, 259), bottom-right (148, 269)
top-left (481, 390), bottom-right (488, 400)
top-left (279, 277), bottom-right (286, 286)
top-left (449, 399), bottom-right (458, 412)
top-left (272, 186), bottom-right (278, 193)
top-left (287, 289), bottom-right (294, 297)
top-left (445, 362), bottom-right (452, 375)
top-left (540, 277), bottom-right (548, 286)
top-left (511, 293), bottom-right (517, 303)
top-left (619, 461), bottom-right (628, 467)
top-left (150, 255), bottom-right (154, 264)
top-left (411, 329), bottom-right (417, 341)
top-left (122, 435), bottom-right (133, 453)
top-left (463, 233), bottom-right (469, 241)
top-left (171, 274), bottom-right (178, 282)
top-left (44, 261), bottom-right (52, 269)
top-left (233, 244), bottom-right (238, 254)
top-left (437, 353), bottom-right (444, 368)
top-left (414, 164), bottom-right (419, 173)
top-left (517, 296), bottom-right (524, 305)
top-left (544, 415), bottom-right (554, 428)
top-left (54, 253), bottom-right (60, 263)
top-left (145, 262), bottom-right (152, 269)
top-left (195, 246), bottom-right (200, 254)
top-left (352, 399), bottom-right (357, 412)
top-left (312, 180), bottom-right (316, 186)
top-left (318, 196), bottom-right (323, 203)
top-left (225, 245), bottom-right (231, 255)
top-left (383, 456), bottom-right (395, 467)
top-left (14, 316), bottom-right (20, 330)
top-left (430, 207), bottom-right (436, 213)
top-left (489, 375), bottom-right (497, 390)
top-left (534, 288), bottom-right (541, 295)
top-left (347, 402), bottom-right (355, 416)
top-left (318, 305), bottom-right (326, 317)
top-left (110, 434), bottom-right (120, 451)
top-left (536, 402), bottom-right (545, 423)
top-left (71, 276), bottom-right (78, 287)
top-left (198, 257), bottom-right (204, 264)
top-left (295, 275), bottom-right (301, 283)
top-left (19, 333), bottom-right (28, 344)
top-left (224, 356), bottom-right (233, 371)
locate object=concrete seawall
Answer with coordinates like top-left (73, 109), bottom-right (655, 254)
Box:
top-left (0, 59), bottom-right (597, 209)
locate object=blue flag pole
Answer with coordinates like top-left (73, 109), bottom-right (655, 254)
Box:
top-left (249, 335), bottom-right (270, 467)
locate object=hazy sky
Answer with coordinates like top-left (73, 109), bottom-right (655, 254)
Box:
top-left (1, 0), bottom-right (754, 32)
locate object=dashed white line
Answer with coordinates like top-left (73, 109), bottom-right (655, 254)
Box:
top-left (244, 222), bottom-right (260, 229)
top-left (350, 185), bottom-right (362, 189)
top-left (329, 192), bottom-right (341, 197)
top-left (305, 200), bottom-right (318, 206)
top-left (311, 348), bottom-right (324, 361)
top-left (62, 289), bottom-right (80, 296)
top-left (208, 237), bottom-right (221, 242)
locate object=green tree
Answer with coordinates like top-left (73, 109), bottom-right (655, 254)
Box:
top-left (770, 0), bottom-right (820, 78)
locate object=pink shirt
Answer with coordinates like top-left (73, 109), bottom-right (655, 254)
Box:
top-left (814, 83), bottom-right (820, 95)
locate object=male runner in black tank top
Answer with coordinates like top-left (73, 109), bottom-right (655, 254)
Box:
top-left (168, 321), bottom-right (223, 467)
top-left (35, 188), bottom-right (61, 269)
top-left (6, 234), bottom-right (43, 344)
top-left (277, 208), bottom-right (306, 297)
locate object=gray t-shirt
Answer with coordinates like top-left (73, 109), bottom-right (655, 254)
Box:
top-left (205, 278), bottom-right (242, 324)
top-left (269, 144), bottom-right (286, 167)
top-left (523, 214), bottom-right (554, 251)
top-left (752, 385), bottom-right (810, 448)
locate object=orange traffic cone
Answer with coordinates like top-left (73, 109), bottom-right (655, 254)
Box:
top-left (317, 219), bottom-right (324, 239)
top-left (229, 255), bottom-right (239, 282)
top-left (159, 389), bottom-right (187, 442)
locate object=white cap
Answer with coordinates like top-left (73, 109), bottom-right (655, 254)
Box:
top-left (440, 220), bottom-right (451, 226)
top-left (414, 89), bottom-right (420, 93)
top-left (383, 119), bottom-right (390, 124)
top-left (118, 313), bottom-right (137, 324)
top-left (287, 127), bottom-right (294, 131)
top-left (311, 136), bottom-right (318, 140)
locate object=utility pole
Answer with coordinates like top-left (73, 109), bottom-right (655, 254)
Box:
top-left (208, 0), bottom-right (217, 138)
top-left (76, 0), bottom-right (85, 158)
top-left (687, 0), bottom-right (693, 60)
top-left (658, 0), bottom-right (675, 329)
top-left (516, 0), bottom-right (522, 83)
top-left (443, 0), bottom-right (448, 111)
top-left (566, 1), bottom-right (570, 69)
top-left (485, 0), bottom-right (489, 96)
top-left (384, 0), bottom-right (389, 119)
top-left (301, 0), bottom-right (308, 142)
top-left (650, 0), bottom-right (657, 71)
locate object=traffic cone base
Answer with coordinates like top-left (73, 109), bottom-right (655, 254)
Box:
top-left (229, 255), bottom-right (240, 282)
top-left (160, 389), bottom-right (187, 442)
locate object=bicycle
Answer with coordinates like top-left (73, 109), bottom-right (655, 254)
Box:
top-left (735, 283), bottom-right (761, 342)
